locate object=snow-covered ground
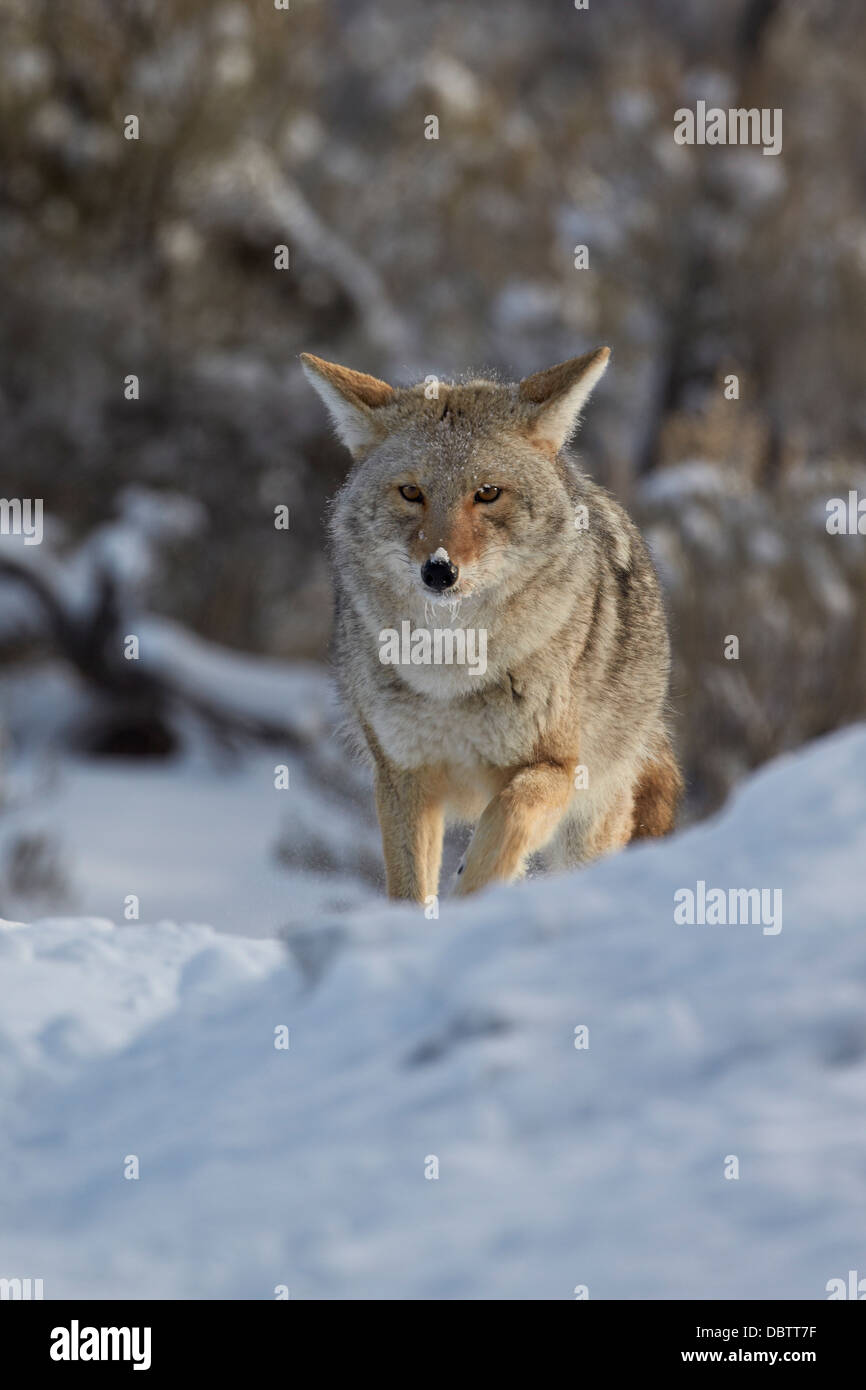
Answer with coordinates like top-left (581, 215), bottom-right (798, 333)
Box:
top-left (1, 723), bottom-right (865, 1299)
top-left (0, 638), bottom-right (384, 932)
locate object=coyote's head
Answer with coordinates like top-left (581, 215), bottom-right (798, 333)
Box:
top-left (302, 349), bottom-right (609, 609)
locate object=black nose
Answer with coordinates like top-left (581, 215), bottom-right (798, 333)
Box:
top-left (421, 557), bottom-right (459, 591)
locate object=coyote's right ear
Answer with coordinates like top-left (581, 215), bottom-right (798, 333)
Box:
top-left (300, 354), bottom-right (395, 457)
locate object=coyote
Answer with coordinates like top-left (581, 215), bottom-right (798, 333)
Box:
top-left (302, 348), bottom-right (682, 901)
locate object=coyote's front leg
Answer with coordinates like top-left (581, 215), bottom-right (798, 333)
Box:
top-left (455, 761), bottom-right (574, 896)
top-left (373, 762), bottom-right (444, 903)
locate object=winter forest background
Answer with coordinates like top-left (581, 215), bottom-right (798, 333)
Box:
top-left (0, 0), bottom-right (865, 921)
top-left (1, 0), bottom-right (866, 1304)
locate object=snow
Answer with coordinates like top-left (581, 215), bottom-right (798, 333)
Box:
top-left (136, 616), bottom-right (335, 745)
top-left (0, 711), bottom-right (380, 936)
top-left (1, 724), bottom-right (865, 1299)
top-left (0, 630), bottom-right (380, 932)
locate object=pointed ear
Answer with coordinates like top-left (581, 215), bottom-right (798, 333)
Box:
top-left (300, 353), bottom-right (396, 457)
top-left (519, 347), bottom-right (610, 451)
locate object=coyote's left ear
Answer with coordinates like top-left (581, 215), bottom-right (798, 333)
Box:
top-left (300, 353), bottom-right (395, 457)
top-left (519, 347), bottom-right (610, 451)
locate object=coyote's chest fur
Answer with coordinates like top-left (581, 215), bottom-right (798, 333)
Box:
top-left (303, 346), bottom-right (682, 899)
top-left (359, 631), bottom-right (549, 819)
top-left (339, 578), bottom-right (581, 771)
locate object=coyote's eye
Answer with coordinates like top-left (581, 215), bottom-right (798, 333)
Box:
top-left (474, 485), bottom-right (501, 504)
top-left (399, 484), bottom-right (423, 503)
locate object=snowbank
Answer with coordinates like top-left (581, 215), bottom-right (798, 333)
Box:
top-left (1, 726), bottom-right (865, 1299)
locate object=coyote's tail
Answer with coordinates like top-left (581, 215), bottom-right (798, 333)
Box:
top-left (631, 734), bottom-right (683, 840)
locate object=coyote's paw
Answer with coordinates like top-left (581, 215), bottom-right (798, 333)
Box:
top-left (451, 846), bottom-right (531, 896)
